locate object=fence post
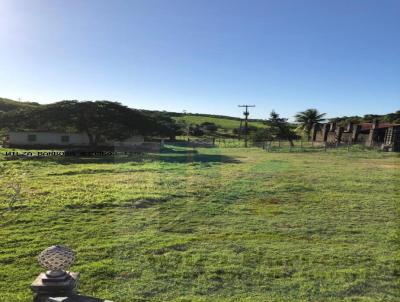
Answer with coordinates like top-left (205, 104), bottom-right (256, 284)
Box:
top-left (324, 141), bottom-right (327, 152)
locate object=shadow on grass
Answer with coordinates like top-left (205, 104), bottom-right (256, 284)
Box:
top-left (8, 152), bottom-right (239, 165)
top-left (167, 141), bottom-right (216, 148)
top-left (265, 147), bottom-right (327, 153)
top-left (160, 146), bottom-right (198, 154)
top-left (64, 197), bottom-right (170, 210)
top-left (158, 153), bottom-right (239, 163)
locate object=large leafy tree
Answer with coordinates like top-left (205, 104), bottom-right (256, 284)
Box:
top-left (34, 101), bottom-right (157, 146)
top-left (146, 112), bottom-right (183, 140)
top-left (1, 100), bottom-right (179, 146)
top-left (294, 109), bottom-right (326, 141)
top-left (200, 122), bottom-right (218, 134)
top-left (251, 128), bottom-right (273, 142)
top-left (265, 111), bottom-right (297, 146)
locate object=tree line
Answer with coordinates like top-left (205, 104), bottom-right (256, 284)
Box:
top-left (1, 98), bottom-right (398, 146)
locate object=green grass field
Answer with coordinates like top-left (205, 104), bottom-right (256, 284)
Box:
top-left (0, 146), bottom-right (399, 302)
top-left (173, 115), bottom-right (266, 132)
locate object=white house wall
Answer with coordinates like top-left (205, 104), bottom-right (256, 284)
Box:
top-left (8, 132), bottom-right (145, 146)
top-left (8, 132), bottom-right (90, 146)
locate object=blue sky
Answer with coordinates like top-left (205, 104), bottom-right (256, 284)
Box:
top-left (0, 0), bottom-right (399, 119)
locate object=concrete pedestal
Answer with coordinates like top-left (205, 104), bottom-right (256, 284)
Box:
top-left (46, 295), bottom-right (113, 302)
top-left (31, 272), bottom-right (79, 302)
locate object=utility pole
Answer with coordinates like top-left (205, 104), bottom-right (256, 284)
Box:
top-left (238, 119), bottom-right (243, 140)
top-left (183, 110), bottom-right (190, 141)
top-left (238, 105), bottom-right (255, 147)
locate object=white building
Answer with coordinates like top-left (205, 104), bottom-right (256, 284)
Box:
top-left (7, 131), bottom-right (144, 147)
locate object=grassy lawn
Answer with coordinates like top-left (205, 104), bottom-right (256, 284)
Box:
top-left (0, 147), bottom-right (399, 302)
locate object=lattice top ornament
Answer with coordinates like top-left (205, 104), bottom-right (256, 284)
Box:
top-left (38, 245), bottom-right (75, 272)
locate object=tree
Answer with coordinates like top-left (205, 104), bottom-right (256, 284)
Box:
top-left (265, 111), bottom-right (297, 146)
top-left (251, 128), bottom-right (273, 142)
top-left (37, 101), bottom-right (157, 146)
top-left (233, 125), bottom-right (258, 135)
top-left (200, 122), bottom-right (218, 134)
top-left (189, 124), bottom-right (205, 136)
top-left (1, 101), bottom-right (179, 147)
top-left (294, 109), bottom-right (326, 141)
top-left (148, 112), bottom-right (182, 140)
top-left (0, 164), bottom-right (25, 226)
top-left (0, 108), bottom-right (41, 130)
top-left (382, 110), bottom-right (400, 124)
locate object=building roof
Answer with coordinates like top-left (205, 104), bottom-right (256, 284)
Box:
top-left (360, 123), bottom-right (399, 131)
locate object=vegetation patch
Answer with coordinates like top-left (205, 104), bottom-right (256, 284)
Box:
top-left (0, 146), bottom-right (399, 302)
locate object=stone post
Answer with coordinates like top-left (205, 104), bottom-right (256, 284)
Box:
top-left (352, 124), bottom-right (361, 143)
top-left (366, 119), bottom-right (379, 147)
top-left (310, 123), bottom-right (318, 141)
top-left (393, 126), bottom-right (400, 152)
top-left (345, 122), bottom-right (353, 133)
top-left (329, 122), bottom-right (336, 132)
top-left (335, 126), bottom-right (344, 145)
top-left (322, 124), bottom-right (329, 142)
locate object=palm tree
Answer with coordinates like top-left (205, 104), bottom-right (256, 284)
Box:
top-left (294, 109), bottom-right (326, 141)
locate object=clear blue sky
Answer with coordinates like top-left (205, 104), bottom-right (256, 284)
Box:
top-left (1, 0), bottom-right (399, 119)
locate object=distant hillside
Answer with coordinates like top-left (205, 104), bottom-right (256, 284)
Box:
top-left (0, 98), bottom-right (266, 134)
top-left (0, 98), bottom-right (40, 113)
top-left (1, 97), bottom-right (397, 132)
top-left (172, 114), bottom-right (266, 131)
top-left (144, 111), bottom-right (267, 136)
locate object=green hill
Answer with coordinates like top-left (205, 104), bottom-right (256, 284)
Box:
top-left (172, 114), bottom-right (265, 131)
top-left (171, 115), bottom-right (265, 138)
top-left (0, 98), bottom-right (40, 113)
top-left (0, 98), bottom-right (265, 135)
